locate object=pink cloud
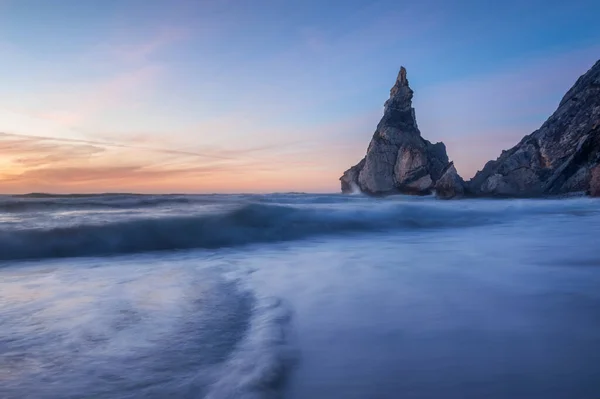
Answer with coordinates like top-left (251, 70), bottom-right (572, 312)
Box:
top-left (35, 65), bottom-right (163, 128)
top-left (15, 25), bottom-right (188, 128)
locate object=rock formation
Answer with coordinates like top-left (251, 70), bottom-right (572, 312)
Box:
top-left (469, 59), bottom-right (600, 197)
top-left (340, 67), bottom-right (451, 195)
top-left (434, 162), bottom-right (466, 199)
top-left (590, 165), bottom-right (600, 197)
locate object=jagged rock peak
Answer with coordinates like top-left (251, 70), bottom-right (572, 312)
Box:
top-left (340, 66), bottom-right (455, 196)
top-left (387, 66), bottom-right (414, 108)
top-left (392, 66), bottom-right (409, 90)
top-left (399, 66), bottom-right (408, 85)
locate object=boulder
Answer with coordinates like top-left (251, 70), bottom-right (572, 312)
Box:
top-left (434, 163), bottom-right (466, 199)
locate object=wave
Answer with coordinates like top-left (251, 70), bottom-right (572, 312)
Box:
top-left (0, 195), bottom-right (216, 212)
top-left (13, 192), bottom-right (146, 198)
top-left (1, 199), bottom-right (597, 261)
top-left (0, 193), bottom-right (357, 212)
top-left (205, 296), bottom-right (295, 399)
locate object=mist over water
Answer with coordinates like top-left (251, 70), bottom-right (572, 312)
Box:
top-left (1, 193), bottom-right (599, 398)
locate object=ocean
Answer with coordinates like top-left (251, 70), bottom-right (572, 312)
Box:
top-left (1, 193), bottom-right (599, 399)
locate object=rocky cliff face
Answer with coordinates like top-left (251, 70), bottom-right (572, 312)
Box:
top-left (590, 165), bottom-right (600, 197)
top-left (469, 59), bottom-right (600, 197)
top-left (340, 67), bottom-right (451, 195)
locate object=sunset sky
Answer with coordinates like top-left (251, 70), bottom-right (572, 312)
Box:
top-left (1, 0), bottom-right (599, 193)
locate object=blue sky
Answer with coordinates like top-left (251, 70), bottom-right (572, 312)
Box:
top-left (0, 0), bottom-right (599, 193)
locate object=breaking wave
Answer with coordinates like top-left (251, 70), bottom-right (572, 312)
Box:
top-left (1, 198), bottom-right (598, 261)
top-left (0, 194), bottom-right (218, 212)
top-left (0, 202), bottom-right (485, 261)
top-left (205, 296), bottom-right (295, 399)
top-left (0, 193), bottom-right (369, 212)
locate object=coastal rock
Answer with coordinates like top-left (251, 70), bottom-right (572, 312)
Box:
top-left (590, 165), bottom-right (600, 197)
top-left (340, 67), bottom-right (451, 195)
top-left (469, 59), bottom-right (600, 197)
top-left (339, 158), bottom-right (365, 194)
top-left (434, 163), bottom-right (466, 199)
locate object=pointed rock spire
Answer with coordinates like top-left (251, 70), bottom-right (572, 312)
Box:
top-left (398, 66), bottom-right (408, 86)
top-left (389, 66), bottom-right (411, 99)
top-left (340, 66), bottom-right (453, 195)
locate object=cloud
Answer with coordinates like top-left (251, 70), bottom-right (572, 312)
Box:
top-left (0, 22), bottom-right (188, 131)
top-left (0, 131), bottom-right (288, 165)
top-left (9, 164), bottom-right (228, 184)
top-left (0, 130), bottom-right (231, 192)
top-left (0, 130), bottom-right (327, 193)
top-left (39, 64), bottom-right (164, 128)
top-left (0, 132), bottom-right (107, 189)
top-left (0, 132), bottom-right (105, 164)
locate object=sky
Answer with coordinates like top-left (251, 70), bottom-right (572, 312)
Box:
top-left (0, 0), bottom-right (599, 194)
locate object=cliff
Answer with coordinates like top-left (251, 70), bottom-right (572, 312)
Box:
top-left (469, 59), bottom-right (600, 197)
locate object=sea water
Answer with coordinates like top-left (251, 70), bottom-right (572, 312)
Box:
top-left (1, 193), bottom-right (599, 398)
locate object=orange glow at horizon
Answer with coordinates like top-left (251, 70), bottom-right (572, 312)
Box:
top-left (0, 132), bottom-right (347, 194)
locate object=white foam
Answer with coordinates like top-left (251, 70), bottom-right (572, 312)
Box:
top-left (205, 296), bottom-right (295, 399)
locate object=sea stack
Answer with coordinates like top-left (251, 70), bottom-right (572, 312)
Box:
top-left (340, 67), bottom-right (453, 196)
top-left (469, 59), bottom-right (600, 197)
